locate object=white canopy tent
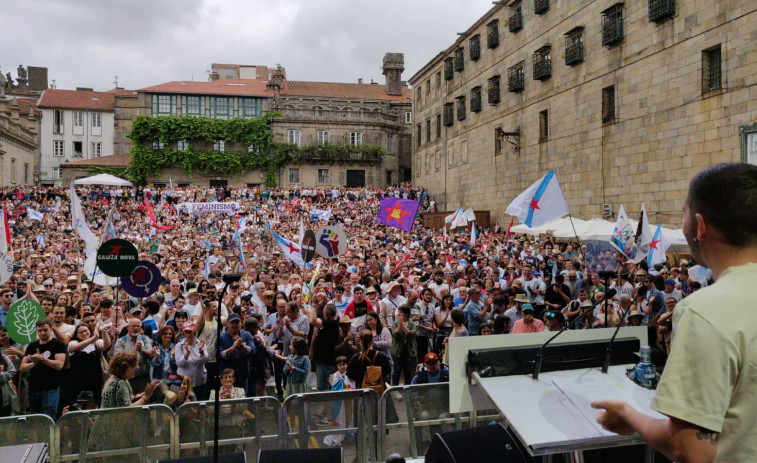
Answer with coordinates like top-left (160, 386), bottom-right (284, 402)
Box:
top-left (74, 173), bottom-right (133, 186)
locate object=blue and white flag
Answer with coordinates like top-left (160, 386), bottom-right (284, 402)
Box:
top-left (647, 222), bottom-right (671, 269)
top-left (101, 207), bottom-right (117, 244)
top-left (314, 209), bottom-right (332, 221)
top-left (204, 241), bottom-right (212, 277)
top-left (272, 232), bottom-right (305, 267)
top-left (28, 209), bottom-right (44, 221)
top-left (232, 217), bottom-right (247, 243)
top-left (54, 197), bottom-right (61, 214)
top-left (70, 182), bottom-right (99, 253)
top-left (506, 169), bottom-right (570, 228)
top-left (36, 233), bottom-right (46, 248)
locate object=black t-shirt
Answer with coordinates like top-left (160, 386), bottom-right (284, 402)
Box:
top-left (545, 283), bottom-right (571, 309)
top-left (312, 318), bottom-right (340, 365)
top-left (25, 338), bottom-right (66, 391)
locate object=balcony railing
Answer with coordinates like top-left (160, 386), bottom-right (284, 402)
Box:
top-left (509, 9), bottom-right (523, 32)
top-left (565, 42), bottom-right (584, 66)
top-left (278, 108), bottom-right (398, 123)
top-left (534, 0), bottom-right (549, 14)
top-left (649, 0), bottom-right (675, 22)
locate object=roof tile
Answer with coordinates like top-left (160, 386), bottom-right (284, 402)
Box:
top-left (61, 154), bottom-right (130, 168)
top-left (37, 89), bottom-right (115, 111)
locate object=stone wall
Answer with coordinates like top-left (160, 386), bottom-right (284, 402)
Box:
top-left (410, 0), bottom-right (757, 227)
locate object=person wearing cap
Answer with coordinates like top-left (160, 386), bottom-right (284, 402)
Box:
top-left (174, 321), bottom-right (208, 400)
top-left (219, 313), bottom-right (255, 391)
top-left (626, 309), bottom-right (644, 327)
top-left (114, 317), bottom-right (154, 394)
top-left (511, 304), bottom-right (545, 334)
top-left (662, 278), bottom-right (683, 303)
top-left (503, 292), bottom-right (528, 327)
top-left (518, 263), bottom-right (546, 317)
top-left (379, 280), bottom-right (406, 330)
top-left (462, 287), bottom-right (488, 336)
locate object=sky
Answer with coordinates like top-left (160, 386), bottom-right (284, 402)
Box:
top-left (3, 0), bottom-right (497, 91)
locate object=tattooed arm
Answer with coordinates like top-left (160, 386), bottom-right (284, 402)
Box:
top-left (591, 400), bottom-right (718, 463)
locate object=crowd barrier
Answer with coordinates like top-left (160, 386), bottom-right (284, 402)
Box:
top-left (0, 384), bottom-right (501, 463)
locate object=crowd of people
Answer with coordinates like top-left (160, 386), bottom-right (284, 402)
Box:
top-left (0, 181), bottom-right (695, 429)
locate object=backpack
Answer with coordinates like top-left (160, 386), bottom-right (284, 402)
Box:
top-left (361, 351), bottom-right (386, 395)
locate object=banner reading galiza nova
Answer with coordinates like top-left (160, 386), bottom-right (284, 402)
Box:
top-left (177, 202), bottom-right (240, 214)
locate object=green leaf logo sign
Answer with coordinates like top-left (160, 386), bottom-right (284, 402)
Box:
top-left (7, 299), bottom-right (46, 345)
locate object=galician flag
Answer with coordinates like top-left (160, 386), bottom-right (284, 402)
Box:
top-left (632, 203), bottom-right (654, 263)
top-left (272, 232), bottom-right (305, 267)
top-left (70, 182), bottom-right (99, 253)
top-left (647, 222), bottom-right (671, 268)
top-left (506, 169), bottom-right (569, 228)
top-left (445, 207), bottom-right (463, 227)
top-left (28, 209), bottom-right (44, 221)
top-left (232, 217), bottom-right (247, 243)
top-left (101, 207), bottom-right (117, 244)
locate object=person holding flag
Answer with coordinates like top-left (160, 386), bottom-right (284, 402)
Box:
top-left (506, 169), bottom-right (570, 228)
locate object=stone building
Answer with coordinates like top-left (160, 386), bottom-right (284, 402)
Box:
top-left (409, 0), bottom-right (757, 227)
top-left (131, 53), bottom-right (412, 188)
top-left (0, 96), bottom-right (39, 186)
top-left (36, 88), bottom-right (116, 185)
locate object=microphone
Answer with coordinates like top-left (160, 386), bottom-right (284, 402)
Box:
top-left (602, 303), bottom-right (624, 374)
top-left (532, 288), bottom-right (617, 380)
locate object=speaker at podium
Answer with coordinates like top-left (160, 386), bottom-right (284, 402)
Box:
top-left (424, 424), bottom-right (533, 463)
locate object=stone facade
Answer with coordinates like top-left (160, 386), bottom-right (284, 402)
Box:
top-left (409, 0), bottom-right (757, 228)
top-left (0, 97), bottom-right (39, 186)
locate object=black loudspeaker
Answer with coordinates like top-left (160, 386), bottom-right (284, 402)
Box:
top-left (425, 424), bottom-right (534, 463)
top-left (158, 452), bottom-right (246, 463)
top-left (258, 448), bottom-right (343, 463)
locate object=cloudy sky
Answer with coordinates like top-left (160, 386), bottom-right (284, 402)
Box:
top-left (3, 0), bottom-right (496, 91)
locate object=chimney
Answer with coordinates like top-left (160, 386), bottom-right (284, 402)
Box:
top-left (358, 78), bottom-right (363, 84)
top-left (382, 53), bottom-right (405, 96)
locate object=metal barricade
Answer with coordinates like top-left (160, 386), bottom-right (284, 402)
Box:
top-left (0, 414), bottom-right (57, 462)
top-left (378, 384), bottom-right (465, 462)
top-left (282, 389), bottom-right (379, 463)
top-left (174, 396), bottom-right (282, 463)
top-left (57, 404), bottom-right (174, 463)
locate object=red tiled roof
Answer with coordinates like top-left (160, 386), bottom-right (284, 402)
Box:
top-left (37, 89), bottom-right (115, 111)
top-left (138, 79), bottom-right (274, 97)
top-left (16, 98), bottom-right (39, 115)
top-left (61, 154), bottom-right (130, 168)
top-left (282, 81), bottom-right (411, 102)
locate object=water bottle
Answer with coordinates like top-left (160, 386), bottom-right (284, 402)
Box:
top-left (634, 346), bottom-right (657, 388)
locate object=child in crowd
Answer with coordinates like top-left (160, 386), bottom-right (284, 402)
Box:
top-left (324, 356), bottom-right (356, 446)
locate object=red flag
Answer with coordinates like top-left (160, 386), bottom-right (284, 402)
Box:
top-left (506, 216), bottom-right (515, 239)
top-left (144, 197), bottom-right (173, 231)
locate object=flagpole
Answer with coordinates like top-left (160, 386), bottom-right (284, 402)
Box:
top-left (567, 214), bottom-right (586, 261)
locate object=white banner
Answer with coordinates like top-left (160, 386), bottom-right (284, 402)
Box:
top-left (177, 202), bottom-right (241, 214)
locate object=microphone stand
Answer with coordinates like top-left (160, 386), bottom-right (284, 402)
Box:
top-left (532, 289), bottom-right (617, 380)
top-left (602, 321), bottom-right (623, 373)
top-left (213, 273), bottom-right (241, 463)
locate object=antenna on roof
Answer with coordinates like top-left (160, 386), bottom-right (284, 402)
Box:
top-left (113, 73), bottom-right (119, 88)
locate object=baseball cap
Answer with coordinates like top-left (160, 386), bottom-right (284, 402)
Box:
top-left (228, 313), bottom-right (241, 322)
top-left (521, 303), bottom-right (534, 312)
top-left (182, 321), bottom-right (196, 332)
top-left (664, 279), bottom-right (676, 286)
top-left (424, 352), bottom-right (440, 363)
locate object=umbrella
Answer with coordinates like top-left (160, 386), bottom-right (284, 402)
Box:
top-left (74, 173), bottom-right (133, 186)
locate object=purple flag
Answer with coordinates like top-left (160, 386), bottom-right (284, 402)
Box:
top-left (375, 197), bottom-right (419, 232)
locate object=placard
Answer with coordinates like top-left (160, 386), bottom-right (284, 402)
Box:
top-left (314, 226), bottom-right (348, 259)
top-left (96, 239), bottom-right (139, 277)
top-left (6, 299), bottom-right (46, 344)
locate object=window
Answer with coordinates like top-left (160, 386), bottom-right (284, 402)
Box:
top-left (91, 142), bottom-right (102, 157)
top-left (91, 112), bottom-right (101, 128)
top-left (318, 169), bottom-right (329, 184)
top-left (182, 96), bottom-right (205, 116)
top-left (152, 94), bottom-right (176, 116)
top-left (487, 20), bottom-right (499, 48)
top-left (350, 132), bottom-right (363, 146)
top-left (435, 72), bottom-right (441, 88)
top-left (444, 57), bottom-right (454, 80)
top-left (539, 110), bottom-right (549, 143)
top-left (416, 124), bottom-right (422, 147)
top-left (495, 128), bottom-right (504, 156)
top-left (456, 96), bottom-right (466, 121)
top-left (53, 167), bottom-right (62, 180)
top-left (469, 35), bottom-right (481, 61)
top-left (509, 2), bottom-right (523, 32)
top-left (426, 120), bottom-right (431, 142)
top-left (73, 111), bottom-right (83, 135)
top-left (425, 80), bottom-right (431, 96)
top-left (702, 45), bottom-right (722, 93)
top-left (240, 98), bottom-right (262, 118)
top-left (386, 170), bottom-right (393, 186)
top-left (443, 103), bottom-right (454, 127)
top-left (436, 114), bottom-right (442, 138)
top-left (533, 46), bottom-right (552, 80)
top-left (53, 140), bottom-right (64, 157)
top-left (535, 0), bottom-right (549, 14)
top-left (177, 140), bottom-right (190, 151)
top-left (9, 159), bottom-right (15, 183)
top-left (471, 86), bottom-right (482, 112)
top-left (565, 28), bottom-right (584, 66)
top-left (288, 129), bottom-right (301, 146)
top-left (211, 97), bottom-right (232, 119)
top-left (739, 123), bottom-right (757, 165)
top-left (73, 141), bottom-right (83, 157)
top-left (602, 4), bottom-right (624, 47)
top-left (454, 47), bottom-right (465, 72)
top-left (435, 150), bottom-right (441, 171)
top-left (462, 140), bottom-right (468, 163)
top-left (53, 110), bottom-right (64, 134)
top-left (649, 0), bottom-right (675, 23)
top-left (24, 163), bottom-right (29, 185)
top-left (247, 143), bottom-right (259, 155)
top-left (508, 62), bottom-right (525, 92)
top-left (317, 130), bottom-right (329, 144)
top-left (386, 134), bottom-right (394, 153)
top-left (152, 141), bottom-right (165, 149)
top-left (213, 140), bottom-right (225, 152)
top-left (488, 76), bottom-right (501, 104)
top-left (405, 112), bottom-right (412, 124)
top-left (602, 85), bottom-right (616, 123)
top-left (288, 168), bottom-right (300, 184)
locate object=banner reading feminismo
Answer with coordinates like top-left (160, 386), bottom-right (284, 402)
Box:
top-left (177, 202), bottom-right (241, 214)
